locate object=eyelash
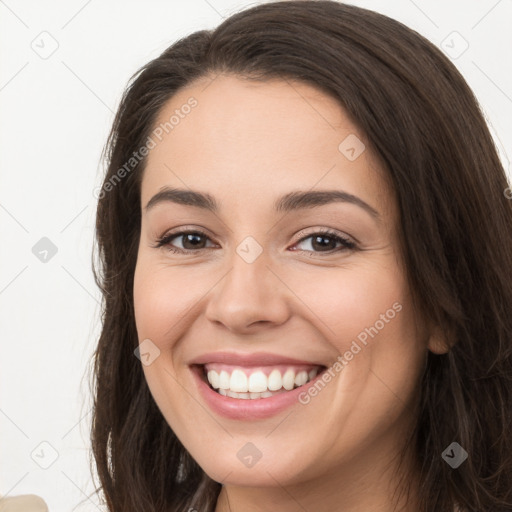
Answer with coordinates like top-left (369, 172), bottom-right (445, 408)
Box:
top-left (153, 228), bottom-right (357, 255)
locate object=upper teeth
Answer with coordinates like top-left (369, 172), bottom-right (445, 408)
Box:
top-left (205, 367), bottom-right (319, 393)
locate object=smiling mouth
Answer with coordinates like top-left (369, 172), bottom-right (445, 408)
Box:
top-left (198, 363), bottom-right (327, 400)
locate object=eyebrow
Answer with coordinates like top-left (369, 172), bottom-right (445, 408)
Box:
top-left (145, 186), bottom-right (380, 220)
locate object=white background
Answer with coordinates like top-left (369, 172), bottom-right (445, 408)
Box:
top-left (1, 0), bottom-right (511, 510)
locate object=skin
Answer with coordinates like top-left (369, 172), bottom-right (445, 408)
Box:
top-left (133, 74), bottom-right (449, 512)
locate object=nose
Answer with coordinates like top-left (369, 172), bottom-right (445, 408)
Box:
top-left (204, 247), bottom-right (291, 333)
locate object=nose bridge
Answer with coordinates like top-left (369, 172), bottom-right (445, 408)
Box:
top-left (222, 234), bottom-right (274, 300)
top-left (235, 234), bottom-right (266, 266)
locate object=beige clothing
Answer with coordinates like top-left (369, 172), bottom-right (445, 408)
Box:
top-left (0, 495), bottom-right (48, 512)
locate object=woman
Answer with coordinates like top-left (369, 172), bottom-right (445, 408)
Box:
top-left (90, 1), bottom-right (512, 511)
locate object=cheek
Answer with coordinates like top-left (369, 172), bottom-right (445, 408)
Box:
top-left (284, 259), bottom-right (423, 406)
top-left (133, 259), bottom-right (207, 346)
top-left (133, 260), bottom-right (204, 430)
top-left (287, 261), bottom-right (408, 350)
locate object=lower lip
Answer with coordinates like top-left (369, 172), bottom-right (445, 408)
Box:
top-left (191, 365), bottom-right (323, 420)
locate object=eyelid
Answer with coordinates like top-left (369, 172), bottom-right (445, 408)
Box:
top-left (293, 226), bottom-right (357, 245)
top-left (156, 224), bottom-right (216, 241)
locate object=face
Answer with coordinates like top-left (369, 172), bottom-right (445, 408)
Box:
top-left (133, 74), bottom-right (440, 494)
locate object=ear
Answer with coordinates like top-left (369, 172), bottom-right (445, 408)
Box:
top-left (426, 324), bottom-right (453, 355)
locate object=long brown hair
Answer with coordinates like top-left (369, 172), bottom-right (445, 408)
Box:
top-left (90, 1), bottom-right (512, 511)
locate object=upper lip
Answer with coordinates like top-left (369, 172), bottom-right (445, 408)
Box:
top-left (189, 351), bottom-right (327, 367)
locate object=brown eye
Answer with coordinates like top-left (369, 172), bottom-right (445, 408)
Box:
top-left (177, 232), bottom-right (208, 250)
top-left (293, 230), bottom-right (356, 253)
top-left (155, 230), bottom-right (215, 253)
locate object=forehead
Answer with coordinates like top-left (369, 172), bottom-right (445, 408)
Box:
top-left (140, 74), bottom-right (394, 219)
